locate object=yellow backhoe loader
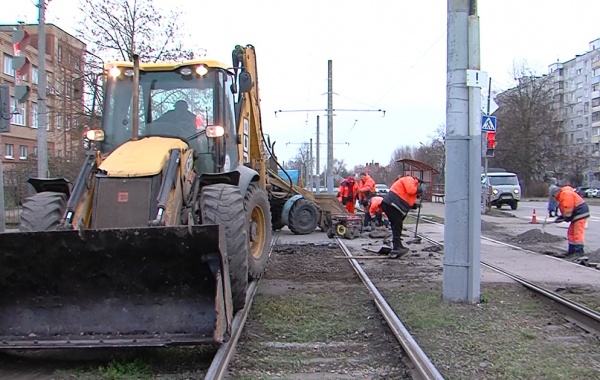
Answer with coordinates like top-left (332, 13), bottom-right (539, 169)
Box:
top-left (0, 45), bottom-right (341, 349)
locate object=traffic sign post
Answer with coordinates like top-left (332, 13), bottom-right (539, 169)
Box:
top-left (481, 116), bottom-right (498, 214)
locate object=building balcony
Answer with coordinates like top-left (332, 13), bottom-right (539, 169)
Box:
top-left (593, 59), bottom-right (600, 70)
top-left (594, 120), bottom-right (600, 128)
top-left (593, 136), bottom-right (600, 144)
top-left (593, 150), bottom-right (600, 157)
top-left (592, 90), bottom-right (600, 99)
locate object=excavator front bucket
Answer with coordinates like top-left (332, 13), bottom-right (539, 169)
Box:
top-left (0, 225), bottom-right (233, 349)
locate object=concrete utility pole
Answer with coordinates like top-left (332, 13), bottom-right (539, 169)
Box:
top-left (37, 0), bottom-right (49, 178)
top-left (308, 138), bottom-right (313, 190)
top-left (326, 60), bottom-right (334, 195)
top-left (316, 115), bottom-right (320, 191)
top-left (444, 0), bottom-right (482, 303)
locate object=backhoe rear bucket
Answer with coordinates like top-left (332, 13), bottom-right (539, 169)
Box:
top-left (0, 225), bottom-right (233, 349)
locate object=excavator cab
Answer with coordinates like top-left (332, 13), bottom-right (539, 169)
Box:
top-left (98, 62), bottom-right (239, 174)
top-left (0, 55), bottom-right (272, 349)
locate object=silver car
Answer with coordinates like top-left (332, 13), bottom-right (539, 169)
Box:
top-left (375, 184), bottom-right (389, 195)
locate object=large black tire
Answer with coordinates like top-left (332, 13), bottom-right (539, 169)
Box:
top-left (19, 192), bottom-right (67, 232)
top-left (288, 198), bottom-right (318, 235)
top-left (510, 201), bottom-right (518, 210)
top-left (200, 184), bottom-right (249, 312)
top-left (244, 183), bottom-right (272, 280)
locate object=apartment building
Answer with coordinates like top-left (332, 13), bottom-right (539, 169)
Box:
top-left (0, 23), bottom-right (86, 167)
top-left (548, 37), bottom-right (600, 183)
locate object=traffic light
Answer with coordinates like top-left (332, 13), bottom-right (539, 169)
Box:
top-left (12, 29), bottom-right (31, 102)
top-left (12, 30), bottom-right (30, 53)
top-left (485, 131), bottom-right (496, 157)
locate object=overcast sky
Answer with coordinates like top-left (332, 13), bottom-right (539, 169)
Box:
top-left (4, 0), bottom-right (600, 170)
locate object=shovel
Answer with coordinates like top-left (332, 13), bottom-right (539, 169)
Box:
top-left (541, 216), bottom-right (548, 234)
top-left (362, 245), bottom-right (393, 255)
top-left (413, 197), bottom-right (423, 238)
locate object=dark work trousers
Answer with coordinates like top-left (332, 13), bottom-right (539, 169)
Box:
top-left (380, 202), bottom-right (407, 250)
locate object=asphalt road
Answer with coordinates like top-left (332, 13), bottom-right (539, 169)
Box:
top-left (494, 199), bottom-right (600, 253)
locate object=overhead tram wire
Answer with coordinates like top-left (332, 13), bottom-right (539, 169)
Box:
top-left (372, 32), bottom-right (446, 107)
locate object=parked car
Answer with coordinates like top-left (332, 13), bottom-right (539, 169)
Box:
top-left (375, 184), bottom-right (390, 195)
top-left (574, 187), bottom-right (590, 198)
top-left (584, 188), bottom-right (600, 198)
top-left (481, 172), bottom-right (521, 210)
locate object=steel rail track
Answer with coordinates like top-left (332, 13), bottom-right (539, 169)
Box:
top-left (336, 237), bottom-right (444, 380)
top-left (204, 232), bottom-right (280, 380)
top-left (407, 216), bottom-right (600, 336)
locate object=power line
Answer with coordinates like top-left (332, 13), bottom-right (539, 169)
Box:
top-left (373, 32), bottom-right (445, 106)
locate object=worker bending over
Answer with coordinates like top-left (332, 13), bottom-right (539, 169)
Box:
top-left (551, 185), bottom-right (590, 256)
top-left (361, 195), bottom-right (385, 230)
top-left (381, 176), bottom-right (423, 259)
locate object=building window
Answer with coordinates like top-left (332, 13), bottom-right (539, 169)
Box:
top-left (19, 145), bottom-right (27, 160)
top-left (10, 97), bottom-right (26, 126)
top-left (32, 66), bottom-right (38, 84)
top-left (3, 54), bottom-right (14, 76)
top-left (57, 45), bottom-right (62, 62)
top-left (32, 103), bottom-right (39, 129)
top-left (33, 147), bottom-right (38, 157)
top-left (5, 144), bottom-right (14, 159)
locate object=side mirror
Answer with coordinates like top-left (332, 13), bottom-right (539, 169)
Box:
top-left (238, 71), bottom-right (253, 93)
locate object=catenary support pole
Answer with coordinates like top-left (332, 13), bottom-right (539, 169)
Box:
top-left (316, 115), bottom-right (320, 192)
top-left (37, 0), bottom-right (48, 178)
top-left (308, 138), bottom-right (313, 190)
top-left (444, 0), bottom-right (481, 303)
top-left (326, 60), bottom-right (334, 195)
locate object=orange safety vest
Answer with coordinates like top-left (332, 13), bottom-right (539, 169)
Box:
top-left (556, 186), bottom-right (589, 221)
top-left (389, 176), bottom-right (419, 206)
top-left (369, 196), bottom-right (384, 217)
top-left (358, 174), bottom-right (376, 199)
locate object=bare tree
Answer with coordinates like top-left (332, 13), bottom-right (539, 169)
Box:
top-left (491, 64), bottom-right (561, 195)
top-left (77, 0), bottom-right (204, 63)
top-left (388, 145), bottom-right (417, 180)
top-left (414, 125), bottom-right (446, 182)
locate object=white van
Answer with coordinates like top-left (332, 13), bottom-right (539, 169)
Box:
top-left (481, 172), bottom-right (521, 210)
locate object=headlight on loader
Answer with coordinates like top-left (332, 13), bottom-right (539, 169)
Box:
top-left (206, 125), bottom-right (225, 138)
top-left (86, 129), bottom-right (105, 142)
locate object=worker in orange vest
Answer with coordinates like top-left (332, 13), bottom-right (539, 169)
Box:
top-left (380, 176), bottom-right (423, 258)
top-left (551, 185), bottom-right (590, 256)
top-left (357, 172), bottom-right (376, 203)
top-left (361, 195), bottom-right (385, 230)
top-left (337, 175), bottom-right (359, 213)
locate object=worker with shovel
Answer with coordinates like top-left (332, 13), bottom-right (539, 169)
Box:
top-left (551, 185), bottom-right (590, 257)
top-left (380, 176), bottom-right (424, 259)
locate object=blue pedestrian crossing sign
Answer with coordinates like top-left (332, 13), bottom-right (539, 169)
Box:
top-left (481, 116), bottom-right (497, 132)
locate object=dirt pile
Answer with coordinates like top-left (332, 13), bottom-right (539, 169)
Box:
top-left (509, 228), bottom-right (564, 245)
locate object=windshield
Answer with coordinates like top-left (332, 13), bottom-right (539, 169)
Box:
top-left (101, 70), bottom-right (217, 153)
top-left (484, 175), bottom-right (519, 186)
top-left (376, 184), bottom-right (388, 190)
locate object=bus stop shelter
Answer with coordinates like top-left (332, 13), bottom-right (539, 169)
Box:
top-left (396, 158), bottom-right (442, 202)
